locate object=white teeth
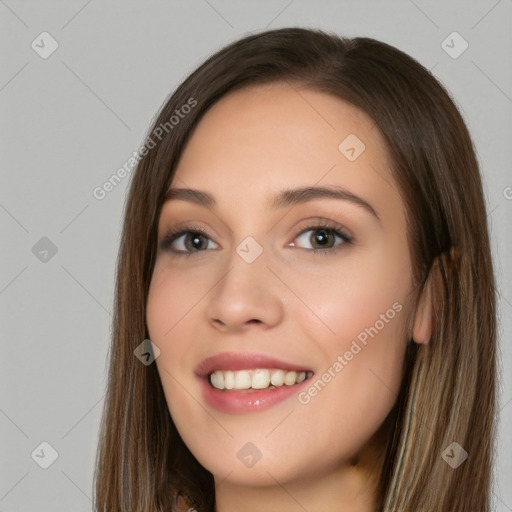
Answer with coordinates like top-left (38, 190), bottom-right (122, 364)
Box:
top-left (270, 369), bottom-right (285, 386)
top-left (210, 370), bottom-right (224, 389)
top-left (224, 370), bottom-right (235, 390)
top-left (284, 371), bottom-right (297, 386)
top-left (234, 370), bottom-right (251, 389)
top-left (252, 369), bottom-right (270, 389)
top-left (209, 368), bottom-right (312, 391)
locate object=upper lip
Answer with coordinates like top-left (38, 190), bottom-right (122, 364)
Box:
top-left (195, 352), bottom-right (313, 377)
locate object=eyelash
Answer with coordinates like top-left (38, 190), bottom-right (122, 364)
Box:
top-left (159, 220), bottom-right (353, 258)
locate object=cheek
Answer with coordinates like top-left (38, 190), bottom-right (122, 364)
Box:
top-left (146, 269), bottom-right (207, 436)
top-left (146, 261), bottom-right (214, 343)
top-left (285, 239), bottom-right (411, 350)
top-left (288, 243), bottom-right (411, 427)
top-left (146, 267), bottom-right (201, 409)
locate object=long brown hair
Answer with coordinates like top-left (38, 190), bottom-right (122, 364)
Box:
top-left (93, 28), bottom-right (497, 511)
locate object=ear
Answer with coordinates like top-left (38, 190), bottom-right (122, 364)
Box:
top-left (411, 261), bottom-right (437, 345)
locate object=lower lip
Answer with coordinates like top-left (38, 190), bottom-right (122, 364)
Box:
top-left (200, 376), bottom-right (312, 414)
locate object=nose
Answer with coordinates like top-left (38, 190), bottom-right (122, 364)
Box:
top-left (205, 247), bottom-right (284, 332)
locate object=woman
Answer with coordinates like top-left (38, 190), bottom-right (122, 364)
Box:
top-left (93, 28), bottom-right (497, 511)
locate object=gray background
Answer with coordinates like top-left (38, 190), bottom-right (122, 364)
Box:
top-left (1, 1), bottom-right (511, 510)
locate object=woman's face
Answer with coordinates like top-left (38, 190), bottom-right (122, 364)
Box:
top-left (146, 83), bottom-right (417, 496)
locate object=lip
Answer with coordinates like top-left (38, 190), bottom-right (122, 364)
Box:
top-left (195, 352), bottom-right (312, 376)
top-left (195, 352), bottom-right (314, 414)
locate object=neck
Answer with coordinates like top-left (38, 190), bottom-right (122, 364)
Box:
top-left (214, 418), bottom-right (391, 512)
top-left (214, 463), bottom-right (378, 512)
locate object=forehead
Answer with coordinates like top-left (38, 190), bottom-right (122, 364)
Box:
top-left (171, 83), bottom-right (399, 214)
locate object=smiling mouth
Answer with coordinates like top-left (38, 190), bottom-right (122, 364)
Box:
top-left (208, 368), bottom-right (314, 391)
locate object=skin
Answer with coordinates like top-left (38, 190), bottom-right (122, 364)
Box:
top-left (146, 83), bottom-right (432, 512)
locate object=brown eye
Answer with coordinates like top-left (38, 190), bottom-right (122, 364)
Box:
top-left (293, 226), bottom-right (351, 251)
top-left (183, 232), bottom-right (210, 251)
top-left (160, 228), bottom-right (219, 255)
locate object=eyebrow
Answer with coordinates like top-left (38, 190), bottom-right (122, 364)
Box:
top-left (164, 186), bottom-right (379, 221)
